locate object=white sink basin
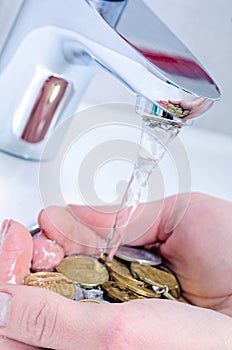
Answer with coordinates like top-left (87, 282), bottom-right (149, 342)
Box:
top-left (0, 105), bottom-right (231, 228)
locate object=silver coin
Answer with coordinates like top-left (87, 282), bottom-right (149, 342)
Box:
top-left (115, 246), bottom-right (162, 265)
top-left (83, 288), bottom-right (104, 300)
top-left (74, 284), bottom-right (85, 301)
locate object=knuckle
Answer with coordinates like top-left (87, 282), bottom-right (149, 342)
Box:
top-left (21, 298), bottom-right (58, 347)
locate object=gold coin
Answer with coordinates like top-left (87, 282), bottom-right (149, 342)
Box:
top-left (24, 272), bottom-right (76, 299)
top-left (106, 259), bottom-right (158, 298)
top-left (111, 272), bottom-right (160, 298)
top-left (56, 255), bottom-right (109, 288)
top-left (131, 262), bottom-right (180, 298)
top-left (106, 259), bottom-right (144, 286)
top-left (78, 299), bottom-right (103, 304)
top-left (102, 281), bottom-right (144, 302)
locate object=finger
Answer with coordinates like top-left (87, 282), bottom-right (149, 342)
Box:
top-left (68, 204), bottom-right (118, 230)
top-left (38, 206), bottom-right (106, 255)
top-left (68, 194), bottom-right (190, 245)
top-left (68, 193), bottom-right (211, 245)
top-left (39, 199), bottom-right (165, 251)
top-left (31, 233), bottom-right (65, 271)
top-left (0, 284), bottom-right (231, 349)
top-left (0, 336), bottom-right (40, 350)
top-left (39, 193), bottom-right (190, 249)
top-left (38, 193), bottom-right (209, 257)
top-left (0, 221), bottom-right (33, 284)
top-left (0, 284), bottom-right (113, 350)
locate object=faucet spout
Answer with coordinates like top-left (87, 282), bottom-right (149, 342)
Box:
top-left (87, 0), bottom-right (220, 122)
top-left (0, 0), bottom-right (220, 160)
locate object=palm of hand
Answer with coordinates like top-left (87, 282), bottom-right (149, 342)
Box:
top-left (159, 194), bottom-right (232, 316)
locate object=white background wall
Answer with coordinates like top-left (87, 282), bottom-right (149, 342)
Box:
top-left (83, 0), bottom-right (232, 136)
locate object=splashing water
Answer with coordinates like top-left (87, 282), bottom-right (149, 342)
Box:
top-left (104, 118), bottom-right (180, 260)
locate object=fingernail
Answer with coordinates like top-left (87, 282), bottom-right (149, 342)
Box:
top-left (0, 292), bottom-right (11, 326)
top-left (0, 220), bottom-right (13, 245)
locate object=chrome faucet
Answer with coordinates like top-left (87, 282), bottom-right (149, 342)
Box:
top-left (0, 0), bottom-right (220, 160)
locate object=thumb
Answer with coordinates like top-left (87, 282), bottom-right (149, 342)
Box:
top-left (39, 199), bottom-right (165, 251)
top-left (65, 193), bottom-right (190, 245)
top-left (0, 284), bottom-right (110, 350)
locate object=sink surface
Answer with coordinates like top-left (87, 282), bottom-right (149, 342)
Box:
top-left (0, 107), bottom-right (231, 228)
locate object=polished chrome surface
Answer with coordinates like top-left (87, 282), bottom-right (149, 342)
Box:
top-left (0, 0), bottom-right (220, 159)
top-left (21, 76), bottom-right (70, 143)
top-left (0, 0), bottom-right (23, 53)
top-left (86, 0), bottom-right (126, 27)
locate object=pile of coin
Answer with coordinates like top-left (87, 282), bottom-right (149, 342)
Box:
top-left (166, 102), bottom-right (190, 118)
top-left (24, 246), bottom-right (189, 304)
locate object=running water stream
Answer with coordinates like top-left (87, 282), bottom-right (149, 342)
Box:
top-left (104, 118), bottom-right (180, 260)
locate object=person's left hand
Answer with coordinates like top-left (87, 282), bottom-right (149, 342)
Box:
top-left (0, 221), bottom-right (41, 349)
top-left (0, 336), bottom-right (40, 350)
top-left (0, 278), bottom-right (231, 350)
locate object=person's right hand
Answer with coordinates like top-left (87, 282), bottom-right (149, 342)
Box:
top-left (39, 192), bottom-right (232, 317)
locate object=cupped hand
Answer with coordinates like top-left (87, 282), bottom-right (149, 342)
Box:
top-left (0, 282), bottom-right (231, 350)
top-left (0, 193), bottom-right (231, 350)
top-left (39, 192), bottom-right (232, 316)
top-left (156, 193), bottom-right (232, 316)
